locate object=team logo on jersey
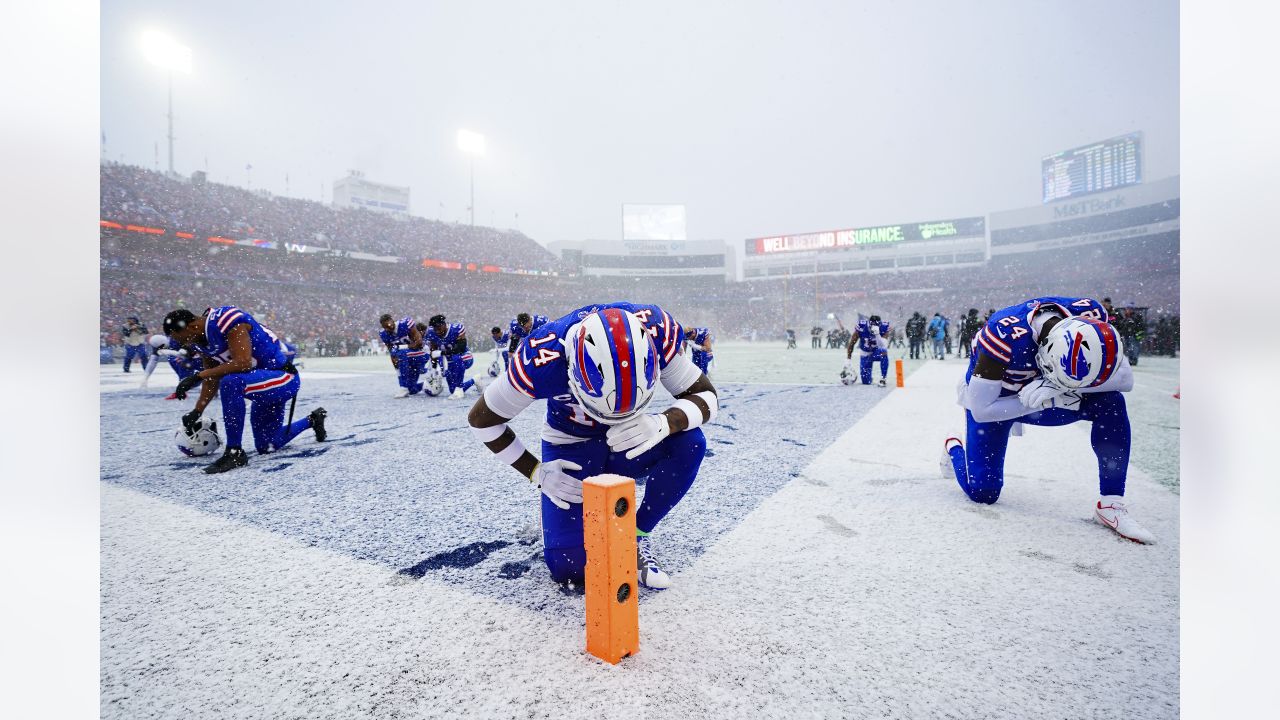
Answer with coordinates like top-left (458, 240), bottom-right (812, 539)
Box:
top-left (1059, 330), bottom-right (1092, 382)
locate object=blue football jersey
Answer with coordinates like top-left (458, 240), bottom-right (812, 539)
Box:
top-left (509, 314), bottom-right (550, 345)
top-left (506, 302), bottom-right (685, 439)
top-left (424, 323), bottom-right (468, 355)
top-left (380, 317), bottom-right (417, 349)
top-left (197, 306), bottom-right (286, 370)
top-left (855, 319), bottom-right (891, 353)
top-left (689, 327), bottom-right (711, 348)
top-left (967, 296), bottom-right (1110, 395)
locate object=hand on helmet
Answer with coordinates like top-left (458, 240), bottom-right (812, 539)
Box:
top-left (606, 413), bottom-right (672, 459)
top-left (1019, 378), bottom-right (1081, 410)
top-left (530, 459), bottom-right (584, 510)
top-left (181, 409), bottom-right (202, 435)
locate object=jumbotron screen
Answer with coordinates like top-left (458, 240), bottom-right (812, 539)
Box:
top-left (622, 204), bottom-right (687, 241)
top-left (1041, 132), bottom-right (1142, 203)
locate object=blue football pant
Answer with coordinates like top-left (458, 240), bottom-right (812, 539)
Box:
top-left (168, 356), bottom-right (199, 381)
top-left (216, 369), bottom-right (312, 454)
top-left (539, 428), bottom-right (707, 584)
top-left (860, 349), bottom-right (888, 384)
top-left (123, 344), bottom-right (147, 371)
top-left (947, 391), bottom-right (1131, 504)
top-left (692, 352), bottom-right (712, 375)
top-left (395, 350), bottom-right (427, 394)
top-left (443, 353), bottom-right (475, 394)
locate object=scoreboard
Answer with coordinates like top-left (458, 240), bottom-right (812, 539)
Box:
top-left (1042, 133), bottom-right (1142, 204)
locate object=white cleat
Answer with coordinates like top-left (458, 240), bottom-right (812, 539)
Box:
top-left (940, 437), bottom-right (962, 479)
top-left (448, 387), bottom-right (465, 400)
top-left (394, 387), bottom-right (410, 398)
top-left (637, 536), bottom-right (671, 589)
top-left (1095, 496), bottom-right (1156, 544)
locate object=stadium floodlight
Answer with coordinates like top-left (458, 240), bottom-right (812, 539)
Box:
top-left (140, 29), bottom-right (191, 175)
top-left (457, 129), bottom-right (486, 226)
top-left (141, 29), bottom-right (192, 74)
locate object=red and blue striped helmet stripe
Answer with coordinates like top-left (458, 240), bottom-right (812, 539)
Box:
top-left (602, 308), bottom-right (636, 414)
top-left (1085, 317), bottom-right (1120, 387)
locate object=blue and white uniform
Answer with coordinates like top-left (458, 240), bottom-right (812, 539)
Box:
top-left (163, 338), bottom-right (200, 381)
top-left (194, 306), bottom-right (311, 454)
top-left (381, 316), bottom-right (427, 394)
top-left (488, 302), bottom-right (707, 583)
top-left (687, 327), bottom-right (713, 375)
top-left (853, 318), bottom-right (891, 384)
top-left (946, 296), bottom-right (1131, 504)
top-left (424, 322), bottom-right (475, 395)
top-left (491, 330), bottom-right (511, 372)
top-left (509, 314), bottom-right (549, 350)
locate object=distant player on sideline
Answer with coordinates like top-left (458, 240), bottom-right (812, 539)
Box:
top-left (468, 303), bottom-right (716, 589)
top-left (121, 316), bottom-right (149, 373)
top-left (941, 296), bottom-right (1153, 543)
top-left (164, 306), bottom-right (327, 474)
top-left (424, 314), bottom-right (477, 399)
top-left (379, 314), bottom-right (427, 398)
top-left (843, 315), bottom-right (891, 387)
top-left (684, 326), bottom-right (714, 375)
top-left (508, 312), bottom-right (549, 356)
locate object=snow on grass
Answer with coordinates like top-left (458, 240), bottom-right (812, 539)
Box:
top-left (101, 347), bottom-right (1178, 719)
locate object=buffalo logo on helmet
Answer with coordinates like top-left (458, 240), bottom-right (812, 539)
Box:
top-left (1058, 329), bottom-right (1093, 383)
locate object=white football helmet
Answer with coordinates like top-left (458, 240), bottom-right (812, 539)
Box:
top-left (176, 417), bottom-right (222, 457)
top-left (1035, 316), bottom-right (1124, 389)
top-left (565, 308), bottom-right (660, 425)
top-left (839, 367), bottom-right (856, 385)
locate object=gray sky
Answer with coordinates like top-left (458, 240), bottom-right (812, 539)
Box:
top-left (101, 0), bottom-right (1179, 246)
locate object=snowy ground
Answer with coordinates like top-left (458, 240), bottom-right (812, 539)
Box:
top-left (101, 342), bottom-right (1179, 719)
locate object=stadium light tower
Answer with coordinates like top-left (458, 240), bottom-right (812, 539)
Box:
top-left (457, 129), bottom-right (486, 226)
top-left (141, 29), bottom-right (192, 175)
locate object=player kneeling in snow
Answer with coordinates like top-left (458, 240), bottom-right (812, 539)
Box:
top-left (468, 303), bottom-right (716, 589)
top-left (941, 297), bottom-right (1153, 543)
top-left (164, 307), bottom-right (328, 474)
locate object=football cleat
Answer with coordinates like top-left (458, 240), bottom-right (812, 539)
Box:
top-left (940, 437), bottom-right (963, 479)
top-left (1095, 496), bottom-right (1155, 544)
top-left (449, 387), bottom-right (465, 400)
top-left (878, 377), bottom-right (887, 387)
top-left (203, 447), bottom-right (249, 474)
top-left (394, 387), bottom-right (410, 398)
top-left (309, 407), bottom-right (328, 442)
top-left (637, 536), bottom-right (671, 589)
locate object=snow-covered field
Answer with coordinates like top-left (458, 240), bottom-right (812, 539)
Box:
top-left (101, 342), bottom-right (1180, 719)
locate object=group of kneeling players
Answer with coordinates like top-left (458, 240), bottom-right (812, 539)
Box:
top-left (148, 294), bottom-right (1151, 592)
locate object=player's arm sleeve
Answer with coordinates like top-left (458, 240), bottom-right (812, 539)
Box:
top-left (469, 375), bottom-right (539, 479)
top-left (483, 373), bottom-right (536, 418)
top-left (962, 377), bottom-right (1035, 423)
top-left (660, 351), bottom-right (703, 396)
top-left (1080, 355), bottom-right (1134, 394)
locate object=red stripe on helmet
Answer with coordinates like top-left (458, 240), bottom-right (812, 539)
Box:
top-left (1090, 320), bottom-right (1120, 387)
top-left (603, 308), bottom-right (634, 414)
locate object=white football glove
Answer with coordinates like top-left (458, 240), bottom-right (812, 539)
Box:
top-left (605, 413), bottom-right (672, 460)
top-left (1019, 379), bottom-right (1082, 411)
top-left (843, 357), bottom-right (854, 372)
top-left (530, 459), bottom-right (584, 510)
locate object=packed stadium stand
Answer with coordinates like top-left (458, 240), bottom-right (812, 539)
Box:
top-left (100, 162), bottom-right (1179, 359)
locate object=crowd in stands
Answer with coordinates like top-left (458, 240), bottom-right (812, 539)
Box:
top-left (101, 162), bottom-right (563, 270)
top-left (99, 163), bottom-right (1179, 361)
